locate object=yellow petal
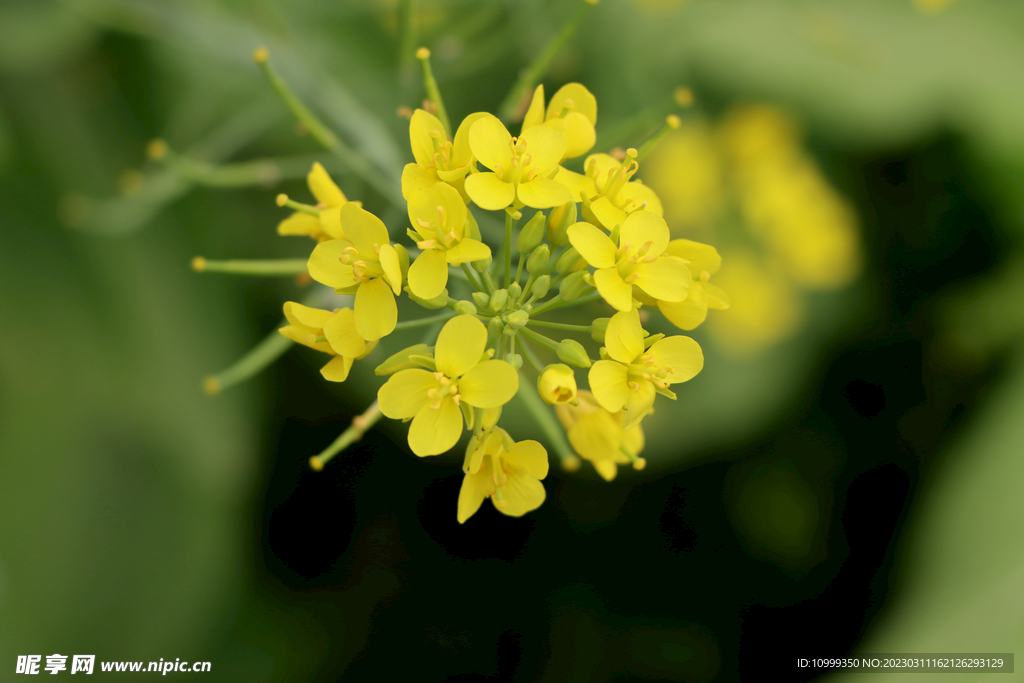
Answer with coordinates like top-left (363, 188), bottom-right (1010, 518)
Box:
top-left (546, 83), bottom-right (597, 125)
top-left (516, 177), bottom-right (571, 209)
top-left (589, 196), bottom-right (627, 230)
top-left (464, 172), bottom-right (515, 210)
top-left (622, 380), bottom-right (655, 430)
top-left (704, 283), bottom-right (730, 309)
top-left (568, 410), bottom-right (625, 462)
top-left (308, 162), bottom-right (347, 207)
top-left (378, 368), bottom-right (436, 419)
top-left (623, 419), bottom-right (645, 455)
top-left (278, 325), bottom-right (331, 353)
top-left (518, 125), bottom-right (566, 173)
top-left (283, 301), bottom-right (332, 330)
top-left (277, 212), bottom-right (322, 236)
top-left (339, 203), bottom-right (390, 256)
top-left (620, 210), bottom-right (670, 258)
top-left (319, 207), bottom-right (346, 240)
top-left (634, 256), bottom-right (691, 303)
top-left (665, 239), bottom-right (722, 275)
top-left (605, 308), bottom-right (645, 363)
top-left (308, 239), bottom-right (357, 289)
top-left (435, 315), bottom-right (487, 378)
top-left (567, 222), bottom-right (616, 268)
top-left (354, 278), bottom-right (397, 341)
top-left (435, 182), bottom-right (468, 233)
top-left (469, 115), bottom-right (513, 171)
top-left (458, 360), bottom-right (519, 408)
top-left (593, 459), bottom-right (619, 482)
top-left (560, 112), bottom-right (596, 161)
top-left (506, 440), bottom-right (548, 480)
top-left (323, 307), bottom-right (366, 358)
top-left (588, 360), bottom-right (631, 413)
top-left (522, 84), bottom-right (545, 130)
top-left (594, 267), bottom-right (634, 312)
top-left (658, 283), bottom-right (708, 330)
top-left (619, 180), bottom-right (663, 216)
top-left (401, 162), bottom-right (439, 200)
top-left (650, 336), bottom-right (704, 383)
top-left (408, 248), bottom-right (449, 300)
top-left (452, 112), bottom-right (490, 167)
top-left (320, 355), bottom-right (353, 382)
top-left (553, 167), bottom-right (596, 203)
top-left (498, 471), bottom-right (546, 517)
top-left (378, 243), bottom-right (403, 294)
top-left (445, 238), bottom-right (491, 265)
top-left (408, 400), bottom-right (463, 456)
top-left (410, 109), bottom-right (446, 167)
top-left (457, 468), bottom-right (490, 524)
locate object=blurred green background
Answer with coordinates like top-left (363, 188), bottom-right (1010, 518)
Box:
top-left (2, 0), bottom-right (1023, 680)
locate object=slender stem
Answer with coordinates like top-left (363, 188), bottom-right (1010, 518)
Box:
top-left (532, 289), bottom-right (600, 316)
top-left (514, 253), bottom-right (526, 284)
top-left (416, 48), bottom-right (451, 136)
top-left (191, 258), bottom-right (308, 276)
top-left (461, 263), bottom-right (485, 292)
top-left (398, 0), bottom-right (418, 69)
top-left (519, 326), bottom-right (559, 351)
top-left (497, 0), bottom-right (597, 121)
top-left (518, 336), bottom-right (546, 373)
top-left (309, 402), bottom-right (384, 471)
top-left (527, 320), bottom-right (591, 333)
top-left (504, 210), bottom-right (515, 286)
top-left (514, 360), bottom-right (579, 470)
top-left (482, 271), bottom-right (497, 295)
top-left (636, 115), bottom-right (681, 163)
top-left (394, 311), bottom-right (455, 330)
top-left (158, 150), bottom-right (321, 188)
top-left (203, 328), bottom-right (293, 396)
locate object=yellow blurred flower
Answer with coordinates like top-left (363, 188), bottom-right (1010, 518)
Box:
top-left (521, 83), bottom-right (597, 162)
top-left (912, 0), bottom-right (956, 14)
top-left (556, 391), bottom-right (645, 481)
top-left (278, 302), bottom-right (377, 382)
top-left (588, 309), bottom-right (703, 429)
top-left (406, 181), bottom-right (491, 299)
top-left (276, 162), bottom-right (355, 241)
top-left (377, 315), bottom-right (518, 456)
top-left (556, 149), bottom-right (663, 230)
top-left (537, 364), bottom-right (578, 405)
top-left (458, 428), bottom-right (548, 523)
top-left (307, 204), bottom-right (405, 341)
top-left (640, 124), bottom-right (722, 234)
top-left (464, 115), bottom-right (571, 210)
top-left (567, 212), bottom-right (690, 312)
top-left (401, 109), bottom-right (489, 200)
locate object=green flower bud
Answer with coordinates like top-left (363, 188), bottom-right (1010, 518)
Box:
top-left (546, 200), bottom-right (576, 246)
top-left (531, 274), bottom-right (551, 299)
top-left (375, 343), bottom-right (434, 376)
top-left (504, 353), bottom-right (523, 369)
top-left (591, 317), bottom-right (610, 343)
top-left (556, 339), bottom-right (592, 368)
top-left (555, 247), bottom-right (586, 275)
top-left (487, 316), bottom-right (503, 338)
top-left (505, 310), bottom-right (529, 329)
top-left (527, 244), bottom-right (550, 274)
top-left (489, 288), bottom-right (509, 311)
top-left (454, 300), bottom-right (477, 316)
top-left (508, 282), bottom-right (522, 301)
top-left (558, 270), bottom-right (587, 302)
top-left (472, 255), bottom-right (492, 273)
top-left (516, 211), bottom-right (546, 254)
top-left (406, 286), bottom-right (449, 310)
top-left (472, 291), bottom-right (490, 309)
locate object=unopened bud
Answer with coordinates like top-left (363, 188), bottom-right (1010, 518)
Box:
top-left (591, 317), bottom-right (610, 343)
top-left (489, 289), bottom-right (509, 311)
top-left (472, 292), bottom-right (490, 309)
top-left (555, 247), bottom-right (586, 275)
top-left (375, 343), bottom-right (434, 376)
top-left (526, 244), bottom-right (550, 274)
top-left (454, 300), bottom-right (477, 316)
top-left (558, 270), bottom-right (587, 301)
top-left (556, 339), bottom-right (592, 368)
top-left (508, 282), bottom-right (522, 301)
top-left (517, 211), bottom-right (546, 254)
top-left (504, 353), bottom-right (523, 369)
top-left (531, 275), bottom-right (551, 299)
top-left (505, 310), bottom-right (529, 330)
top-left (487, 316), bottom-right (503, 338)
top-left (406, 286), bottom-right (449, 310)
top-left (537, 364), bottom-right (578, 405)
top-left (472, 255), bottom-right (492, 273)
top-left (547, 200), bottom-right (576, 246)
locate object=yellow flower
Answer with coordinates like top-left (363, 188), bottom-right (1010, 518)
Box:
top-left (555, 149), bottom-right (663, 230)
top-left (556, 391), bottom-right (645, 481)
top-left (458, 428), bottom-right (548, 523)
top-left (278, 302), bottom-right (377, 382)
top-left (521, 83), bottom-right (597, 162)
top-left (406, 181), bottom-right (491, 299)
top-left (377, 315), bottom-right (519, 457)
top-left (401, 109), bottom-right (489, 200)
top-left (537, 364), bottom-right (578, 405)
top-left (277, 162), bottom-right (355, 241)
top-left (464, 115), bottom-right (571, 210)
top-left (588, 309), bottom-right (703, 429)
top-left (567, 213), bottom-right (690, 312)
top-left (657, 239), bottom-right (730, 330)
top-left (307, 204), bottom-right (405, 341)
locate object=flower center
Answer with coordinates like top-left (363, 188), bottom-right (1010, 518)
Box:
top-left (428, 129), bottom-right (455, 171)
top-left (626, 350), bottom-right (674, 390)
top-left (589, 148), bottom-right (639, 208)
top-left (426, 371), bottom-right (461, 408)
top-left (338, 244), bottom-right (384, 282)
top-left (614, 239), bottom-right (658, 282)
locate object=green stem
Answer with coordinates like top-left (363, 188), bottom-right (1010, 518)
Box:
top-left (504, 210), bottom-right (515, 286)
top-left (416, 48), bottom-right (451, 136)
top-left (498, 0), bottom-right (598, 121)
top-left (514, 361), bottom-right (579, 470)
top-left (518, 336), bottom-right (546, 373)
top-left (527, 320), bottom-right (591, 333)
top-left (532, 289), bottom-right (599, 316)
top-left (309, 402), bottom-right (384, 471)
top-left (519, 326), bottom-right (559, 351)
top-left (635, 115), bottom-right (681, 163)
top-left (192, 258), bottom-right (308, 276)
top-left (482, 271), bottom-right (497, 295)
top-left (398, 0), bottom-right (418, 69)
top-left (514, 253), bottom-right (526, 284)
top-left (203, 327), bottom-right (293, 396)
top-left (461, 263), bottom-right (485, 292)
top-left (159, 150), bottom-right (323, 188)
top-left (394, 311), bottom-right (455, 330)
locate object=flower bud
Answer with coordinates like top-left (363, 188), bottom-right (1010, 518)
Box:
top-left (487, 316), bottom-right (503, 338)
top-left (558, 270), bottom-right (587, 302)
top-left (505, 310), bottom-right (529, 329)
top-left (375, 343), bottom-right (434, 376)
top-left (472, 254), bottom-right (492, 273)
top-left (508, 282), bottom-right (522, 301)
top-left (516, 211), bottom-right (546, 254)
top-left (472, 292), bottom-right (490, 309)
top-left (555, 247), bottom-right (586, 275)
top-left (489, 288), bottom-right (509, 311)
top-left (526, 244), bottom-right (550, 274)
top-left (591, 317), bottom-right (610, 343)
top-left (504, 353), bottom-right (523, 369)
top-left (454, 300), bottom-right (477, 316)
top-left (546, 200), bottom-right (576, 246)
top-left (531, 275), bottom-right (551, 299)
top-left (537, 364), bottom-right (578, 406)
top-left (406, 286), bottom-right (449, 310)
top-left (556, 339), bottom-right (592, 368)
